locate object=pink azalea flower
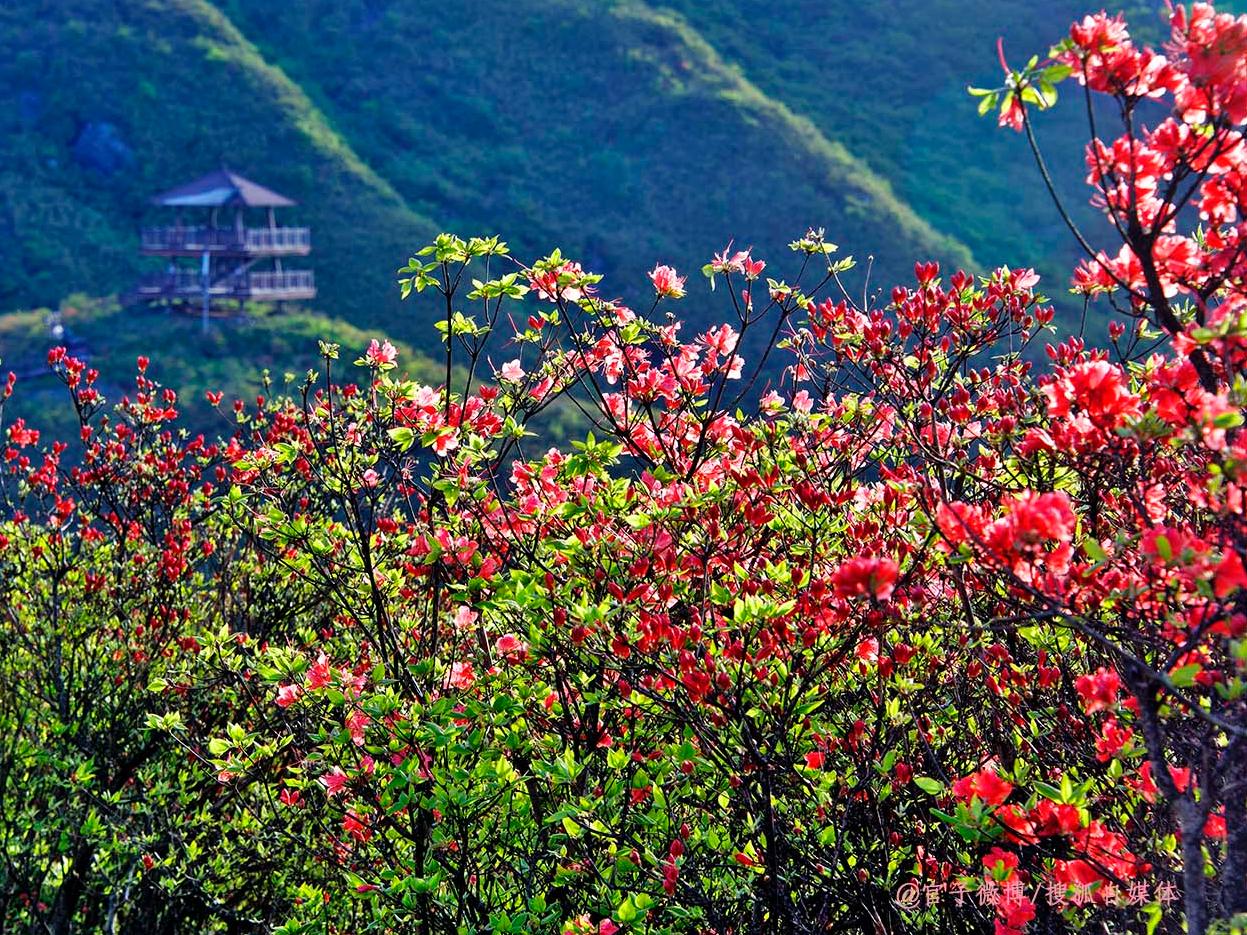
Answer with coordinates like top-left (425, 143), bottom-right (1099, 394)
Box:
top-left (530, 260), bottom-right (588, 302)
top-left (529, 375), bottom-right (555, 401)
top-left (276, 684), bottom-right (302, 708)
top-left (701, 324), bottom-right (739, 356)
top-left (445, 660), bottom-right (475, 690)
top-left (1075, 667), bottom-right (1121, 713)
top-left (742, 256), bottom-right (766, 279)
top-left (366, 339), bottom-right (397, 367)
top-left (454, 605), bottom-right (479, 631)
top-left (306, 653), bottom-right (332, 690)
top-left (648, 264), bottom-right (687, 298)
top-left (346, 709), bottom-right (371, 747)
top-left (833, 556), bottom-right (900, 601)
top-left (495, 633), bottom-right (529, 662)
top-left (432, 429), bottom-right (459, 456)
top-left (320, 767), bottom-right (350, 797)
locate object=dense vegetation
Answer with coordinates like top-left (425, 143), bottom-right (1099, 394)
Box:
top-left (0, 299), bottom-right (446, 440)
top-left (0, 0), bottom-right (436, 326)
top-left (8, 5), bottom-right (1247, 935)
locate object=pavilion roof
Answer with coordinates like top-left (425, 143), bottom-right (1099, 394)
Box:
top-left (150, 169), bottom-right (296, 208)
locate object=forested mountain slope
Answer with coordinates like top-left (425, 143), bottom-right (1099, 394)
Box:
top-left (0, 0), bottom-right (1208, 392)
top-left (0, 0), bottom-right (438, 336)
top-left (3, 0), bottom-right (1036, 340)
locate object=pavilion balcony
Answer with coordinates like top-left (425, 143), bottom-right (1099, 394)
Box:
top-left (135, 269), bottom-right (316, 302)
top-left (139, 225), bottom-right (312, 256)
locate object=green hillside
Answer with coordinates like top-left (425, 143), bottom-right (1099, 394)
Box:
top-left (2, 1), bottom-right (983, 336)
top-left (662, 0), bottom-right (1191, 332)
top-left (215, 0), bottom-right (976, 293)
top-left (663, 2), bottom-right (1096, 266)
top-left (0, 0), bottom-right (1203, 409)
top-left (0, 0), bottom-right (438, 334)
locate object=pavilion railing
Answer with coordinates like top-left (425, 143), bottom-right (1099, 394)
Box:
top-left (135, 270), bottom-right (315, 298)
top-left (140, 226), bottom-right (311, 254)
top-left (247, 270), bottom-right (316, 295)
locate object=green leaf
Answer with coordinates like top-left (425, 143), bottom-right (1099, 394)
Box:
top-left (388, 426), bottom-right (415, 451)
top-left (1145, 902), bottom-right (1163, 935)
top-left (1043, 63), bottom-right (1074, 83)
top-left (914, 777), bottom-right (944, 796)
top-left (1034, 781), bottom-right (1063, 802)
top-left (1082, 538), bottom-right (1108, 563)
top-left (1213, 410), bottom-right (1244, 429)
top-left (1170, 663), bottom-right (1202, 688)
top-left (615, 895), bottom-right (644, 924)
top-left (1154, 534), bottom-right (1173, 562)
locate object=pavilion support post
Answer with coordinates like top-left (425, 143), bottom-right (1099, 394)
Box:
top-left (201, 250), bottom-right (210, 334)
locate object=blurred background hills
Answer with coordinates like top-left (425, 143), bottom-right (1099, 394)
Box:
top-left (0, 0), bottom-right (1201, 432)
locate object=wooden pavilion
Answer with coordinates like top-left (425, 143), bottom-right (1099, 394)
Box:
top-left (132, 169), bottom-right (315, 317)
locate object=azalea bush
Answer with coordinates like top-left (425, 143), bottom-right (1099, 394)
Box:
top-left (7, 3), bottom-right (1247, 934)
top-left (0, 355), bottom-right (337, 932)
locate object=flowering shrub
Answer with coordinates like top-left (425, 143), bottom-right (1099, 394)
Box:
top-left (5, 3), bottom-right (1247, 934)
